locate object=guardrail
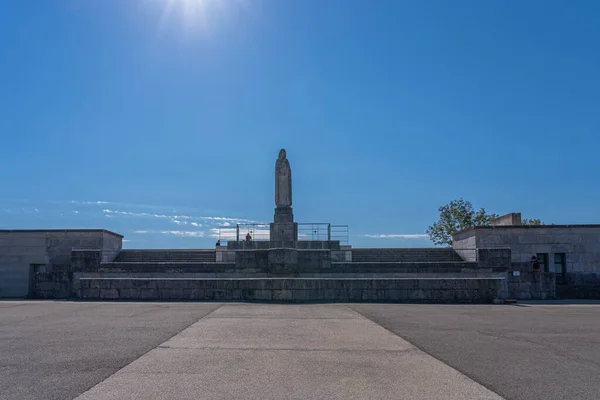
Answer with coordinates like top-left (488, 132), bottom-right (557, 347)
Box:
top-left (217, 224), bottom-right (270, 242)
top-left (217, 223), bottom-right (349, 245)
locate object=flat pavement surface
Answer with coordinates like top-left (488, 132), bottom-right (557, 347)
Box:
top-left (351, 302), bottom-right (600, 400)
top-left (1, 301), bottom-right (599, 400)
top-left (0, 301), bottom-right (221, 400)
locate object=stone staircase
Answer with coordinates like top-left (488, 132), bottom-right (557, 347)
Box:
top-left (78, 277), bottom-right (504, 303)
top-left (352, 248), bottom-right (464, 263)
top-left (71, 247), bottom-right (504, 303)
top-left (113, 250), bottom-right (216, 263)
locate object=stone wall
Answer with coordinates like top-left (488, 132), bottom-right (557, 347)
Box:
top-left (77, 277), bottom-right (504, 303)
top-left (233, 248), bottom-right (334, 274)
top-left (491, 213), bottom-right (522, 226)
top-left (34, 265), bottom-right (72, 299)
top-left (24, 246), bottom-right (566, 302)
top-left (453, 226), bottom-right (600, 272)
top-left (101, 231), bottom-right (123, 262)
top-left (216, 247), bottom-right (235, 263)
top-left (0, 230), bottom-right (122, 298)
top-left (477, 248), bottom-right (511, 269)
top-left (77, 260), bottom-right (490, 275)
top-left (502, 263), bottom-right (555, 300)
top-left (227, 241), bottom-right (340, 250)
top-left (556, 272), bottom-right (600, 299)
top-left (454, 234), bottom-right (477, 261)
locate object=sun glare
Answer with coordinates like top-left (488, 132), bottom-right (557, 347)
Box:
top-left (150, 0), bottom-right (239, 34)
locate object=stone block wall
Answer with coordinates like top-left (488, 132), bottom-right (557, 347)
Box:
top-left (491, 213), bottom-right (522, 226)
top-left (101, 231), bottom-right (123, 262)
top-left (268, 248), bottom-right (299, 273)
top-left (297, 250), bottom-right (331, 270)
top-left (216, 247), bottom-right (235, 262)
top-left (0, 230), bottom-right (122, 298)
top-left (34, 266), bottom-right (72, 299)
top-left (77, 277), bottom-right (504, 303)
top-left (452, 225), bottom-right (600, 273)
top-left (235, 250), bottom-right (269, 270)
top-left (331, 249), bottom-right (352, 262)
top-left (71, 249), bottom-right (103, 272)
top-left (504, 271), bottom-right (555, 300)
top-left (477, 248), bottom-right (511, 269)
top-left (234, 248), bottom-right (333, 273)
top-left (556, 272), bottom-right (600, 299)
top-left (227, 241), bottom-right (340, 250)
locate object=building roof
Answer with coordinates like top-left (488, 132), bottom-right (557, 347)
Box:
top-left (0, 229), bottom-right (124, 238)
top-left (454, 224), bottom-right (600, 236)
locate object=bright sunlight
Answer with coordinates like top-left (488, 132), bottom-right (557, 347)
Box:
top-left (150, 0), bottom-right (243, 34)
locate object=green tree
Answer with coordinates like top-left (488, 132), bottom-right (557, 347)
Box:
top-left (426, 199), bottom-right (541, 246)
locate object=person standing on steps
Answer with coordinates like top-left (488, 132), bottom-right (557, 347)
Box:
top-left (531, 256), bottom-right (541, 272)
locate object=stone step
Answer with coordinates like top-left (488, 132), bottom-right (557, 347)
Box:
top-left (114, 250), bottom-right (216, 263)
top-left (89, 260), bottom-right (486, 274)
top-left (351, 259), bottom-right (464, 263)
top-left (352, 248), bottom-right (464, 262)
top-left (77, 277), bottom-right (504, 303)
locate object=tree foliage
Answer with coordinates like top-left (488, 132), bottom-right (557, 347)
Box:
top-left (426, 199), bottom-right (542, 246)
top-left (522, 218), bottom-right (542, 225)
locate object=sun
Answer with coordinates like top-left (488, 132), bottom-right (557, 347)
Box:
top-left (165, 0), bottom-right (211, 17)
top-left (150, 0), bottom-right (234, 34)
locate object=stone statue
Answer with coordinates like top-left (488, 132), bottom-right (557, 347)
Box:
top-left (275, 149), bottom-right (292, 207)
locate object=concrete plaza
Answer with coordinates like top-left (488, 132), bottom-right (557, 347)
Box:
top-left (1, 301), bottom-right (599, 400)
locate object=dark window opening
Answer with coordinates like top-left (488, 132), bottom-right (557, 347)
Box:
top-left (536, 253), bottom-right (549, 272)
top-left (32, 264), bottom-right (46, 274)
top-left (554, 253), bottom-right (567, 283)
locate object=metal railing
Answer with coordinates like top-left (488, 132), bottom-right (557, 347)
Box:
top-left (297, 223), bottom-right (349, 244)
top-left (329, 225), bottom-right (350, 245)
top-left (216, 223), bottom-right (349, 245)
top-left (217, 224), bottom-right (271, 242)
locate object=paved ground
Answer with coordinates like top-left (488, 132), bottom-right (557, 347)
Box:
top-left (351, 303), bottom-right (600, 400)
top-left (0, 301), bottom-right (220, 400)
top-left (1, 301), bottom-right (599, 400)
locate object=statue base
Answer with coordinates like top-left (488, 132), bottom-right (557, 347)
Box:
top-left (270, 206), bottom-right (298, 241)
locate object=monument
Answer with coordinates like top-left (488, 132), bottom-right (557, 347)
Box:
top-left (14, 148), bottom-right (530, 304)
top-left (270, 149), bottom-right (298, 241)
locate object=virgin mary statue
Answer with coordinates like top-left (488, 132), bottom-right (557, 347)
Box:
top-left (275, 149), bottom-right (292, 207)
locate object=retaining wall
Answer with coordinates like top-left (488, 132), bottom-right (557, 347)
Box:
top-left (556, 272), bottom-right (600, 299)
top-left (76, 277), bottom-right (504, 303)
top-left (82, 261), bottom-right (492, 275)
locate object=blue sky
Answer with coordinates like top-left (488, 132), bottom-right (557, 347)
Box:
top-left (1, 0), bottom-right (599, 249)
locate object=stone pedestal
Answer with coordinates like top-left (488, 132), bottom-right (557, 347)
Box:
top-left (270, 206), bottom-right (298, 241)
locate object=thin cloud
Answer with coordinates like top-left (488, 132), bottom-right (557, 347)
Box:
top-left (71, 200), bottom-right (111, 205)
top-left (364, 234), bottom-right (429, 239)
top-left (211, 227), bottom-right (270, 239)
top-left (162, 230), bottom-right (205, 238)
top-left (103, 208), bottom-right (255, 225)
top-left (103, 209), bottom-right (169, 219)
top-left (134, 230), bottom-right (205, 238)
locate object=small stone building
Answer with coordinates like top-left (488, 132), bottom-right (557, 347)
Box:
top-left (452, 213), bottom-right (600, 297)
top-left (0, 230), bottom-right (122, 298)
